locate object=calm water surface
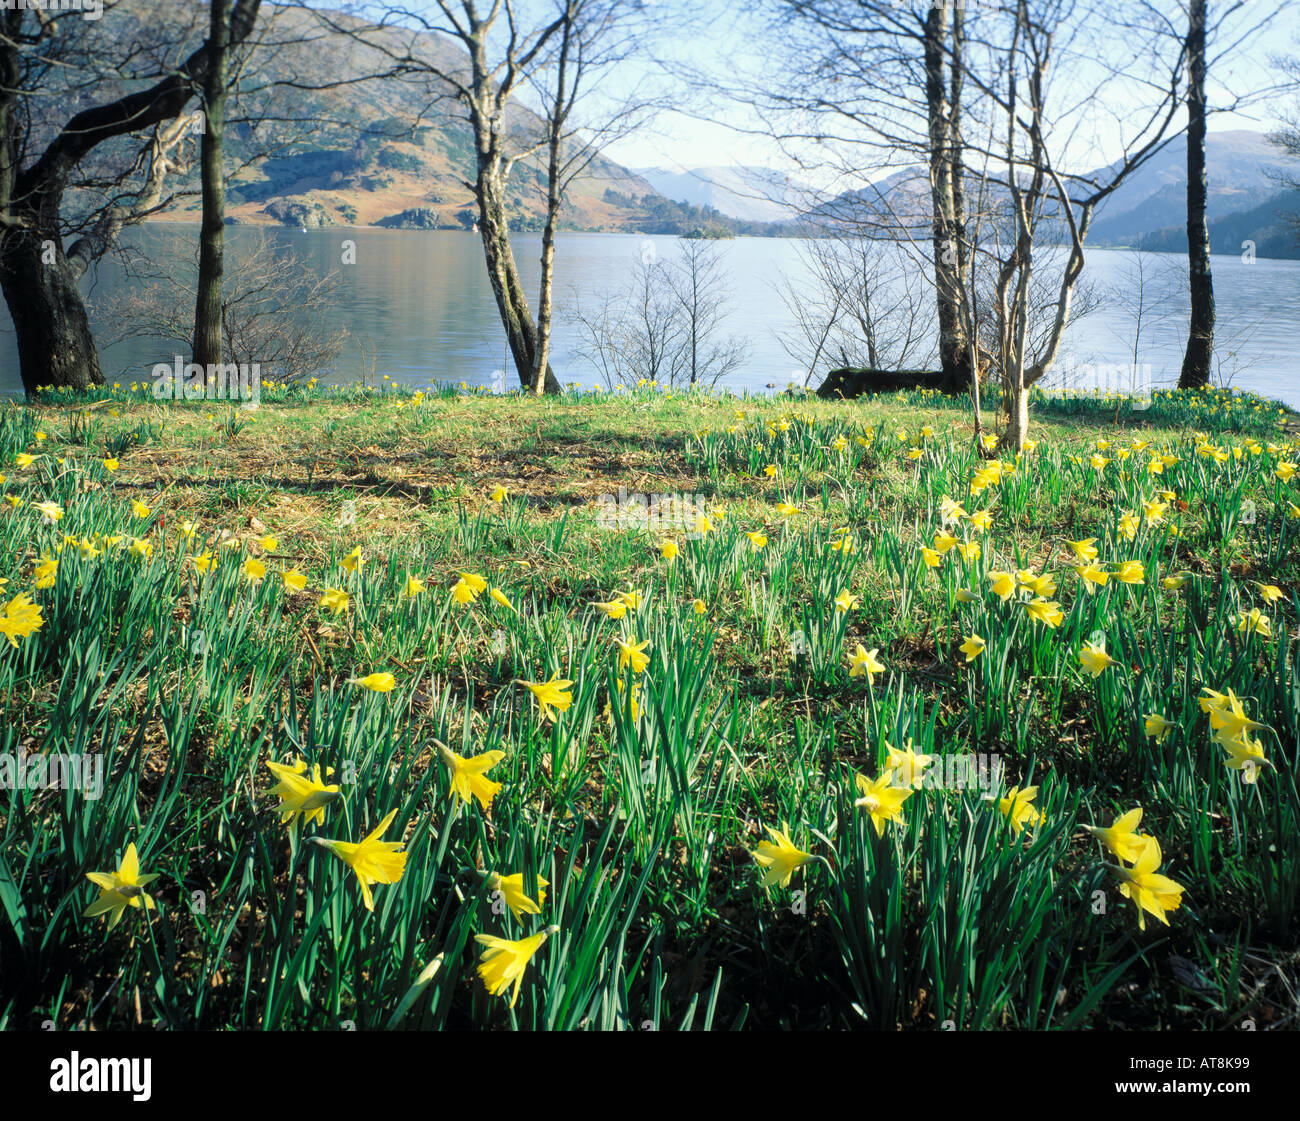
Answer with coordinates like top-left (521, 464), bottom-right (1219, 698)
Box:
top-left (1, 227), bottom-right (1296, 406)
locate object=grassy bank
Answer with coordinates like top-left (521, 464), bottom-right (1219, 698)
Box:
top-left (1, 381), bottom-right (1297, 1030)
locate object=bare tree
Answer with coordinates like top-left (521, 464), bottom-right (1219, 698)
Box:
top-left (758, 1), bottom-right (977, 392)
top-left (527, 0), bottom-right (661, 394)
top-left (193, 0), bottom-right (236, 373)
top-left (956, 0), bottom-right (1189, 449)
top-left (102, 231), bottom-right (348, 384)
top-left (1178, 0), bottom-right (1215, 389)
top-left (316, 1), bottom-right (580, 393)
top-left (666, 239), bottom-right (748, 387)
top-left (777, 234), bottom-right (934, 384)
top-left (572, 240), bottom-right (746, 390)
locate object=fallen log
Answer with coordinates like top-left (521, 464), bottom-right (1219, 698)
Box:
top-left (816, 367), bottom-right (953, 399)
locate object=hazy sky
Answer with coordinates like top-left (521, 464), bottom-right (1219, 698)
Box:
top-left (328, 1), bottom-right (1300, 178)
top-left (599, 0), bottom-right (1300, 177)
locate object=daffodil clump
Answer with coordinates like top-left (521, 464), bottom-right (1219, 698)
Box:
top-left (4, 383), bottom-right (1298, 1030)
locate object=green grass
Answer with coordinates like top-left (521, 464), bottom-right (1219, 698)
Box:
top-left (0, 379), bottom-right (1297, 1030)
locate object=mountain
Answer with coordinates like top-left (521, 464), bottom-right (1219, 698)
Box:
top-left (54, 0), bottom-right (660, 232)
top-left (1088, 130), bottom-right (1300, 248)
top-left (630, 165), bottom-right (812, 224)
top-left (1133, 188), bottom-right (1300, 258)
top-left (802, 129), bottom-right (1300, 259)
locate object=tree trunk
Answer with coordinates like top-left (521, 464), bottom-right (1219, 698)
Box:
top-left (532, 216), bottom-right (558, 395)
top-left (1178, 0), bottom-right (1214, 390)
top-left (924, 5), bottom-right (972, 394)
top-left (0, 217), bottom-right (102, 391)
top-left (193, 0), bottom-right (234, 372)
top-left (1004, 376), bottom-right (1030, 452)
top-left (532, 12), bottom-right (573, 396)
top-left (475, 170), bottom-right (561, 394)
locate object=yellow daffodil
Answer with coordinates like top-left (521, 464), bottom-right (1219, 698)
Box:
top-left (32, 556), bottom-right (58, 590)
top-left (319, 587), bottom-right (350, 615)
top-left (475, 927), bottom-right (558, 1008)
top-left (615, 638), bottom-right (652, 674)
top-left (265, 757), bottom-right (341, 830)
top-left (523, 673), bottom-right (574, 720)
top-left (316, 809), bottom-right (408, 911)
top-left (1236, 607), bottom-right (1272, 639)
top-left (1078, 639), bottom-right (1117, 678)
top-left (997, 785), bottom-right (1042, 835)
top-left (751, 823), bottom-right (812, 888)
top-left (83, 843), bottom-right (158, 929)
top-left (440, 745), bottom-right (506, 810)
top-left (486, 871), bottom-right (549, 920)
top-left (1112, 560), bottom-right (1145, 585)
top-left (853, 771), bottom-right (912, 835)
top-left (988, 571), bottom-right (1016, 602)
top-left (1144, 713), bottom-right (1174, 742)
top-left (1114, 838), bottom-right (1184, 931)
top-left (848, 644), bottom-right (885, 682)
top-left (883, 740), bottom-right (934, 789)
top-left (1221, 735), bottom-right (1271, 783)
top-left (1023, 598), bottom-right (1064, 627)
top-left (1084, 807), bottom-right (1154, 864)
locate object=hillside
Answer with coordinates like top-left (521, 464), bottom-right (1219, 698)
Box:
top-left (803, 130), bottom-right (1300, 259)
top-left (48, 0), bottom-right (658, 232)
top-left (1088, 130), bottom-right (1299, 247)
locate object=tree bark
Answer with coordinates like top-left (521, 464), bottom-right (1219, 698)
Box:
top-left (1178, 0), bottom-right (1215, 390)
top-left (193, 0), bottom-right (234, 373)
top-left (1004, 376), bottom-right (1031, 451)
top-left (0, 223), bottom-right (102, 390)
top-left (532, 6), bottom-right (575, 396)
top-left (474, 168), bottom-right (561, 394)
top-left (924, 4), bottom-right (972, 394)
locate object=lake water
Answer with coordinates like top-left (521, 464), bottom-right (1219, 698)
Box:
top-left (2, 226), bottom-right (1297, 406)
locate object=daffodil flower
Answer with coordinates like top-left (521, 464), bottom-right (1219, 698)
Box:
top-left (523, 673), bottom-right (574, 720)
top-left (84, 843), bottom-right (158, 930)
top-left (266, 757), bottom-right (341, 830)
top-left (486, 871), bottom-right (549, 920)
top-left (1114, 838), bottom-right (1184, 931)
top-left (319, 587), bottom-right (350, 615)
top-left (316, 809), bottom-right (409, 911)
top-left (854, 771), bottom-right (912, 835)
top-left (440, 745), bottom-right (506, 809)
top-left (997, 785), bottom-right (1042, 835)
top-left (615, 638), bottom-right (651, 674)
top-left (1078, 640), bottom-right (1117, 678)
top-left (1084, 807), bottom-right (1154, 864)
top-left (848, 644), bottom-right (885, 682)
top-left (475, 926), bottom-right (559, 1008)
top-left (751, 823), bottom-right (812, 888)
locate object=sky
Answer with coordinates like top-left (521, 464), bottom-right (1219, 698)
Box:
top-left (324, 1), bottom-right (1300, 179)
top-left (597, 0), bottom-right (1300, 179)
